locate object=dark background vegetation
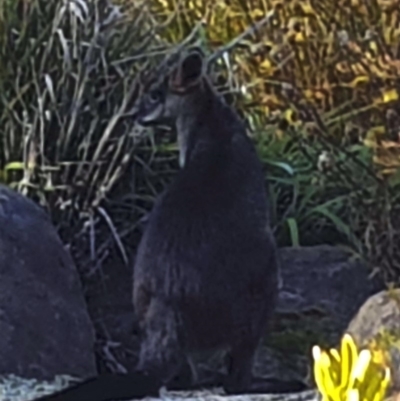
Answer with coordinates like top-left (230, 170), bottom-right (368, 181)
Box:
top-left (0, 0), bottom-right (399, 373)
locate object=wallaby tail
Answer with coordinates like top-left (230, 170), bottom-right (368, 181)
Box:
top-left (32, 371), bottom-right (162, 401)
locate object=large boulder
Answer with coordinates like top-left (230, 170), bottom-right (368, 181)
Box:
top-left (0, 184), bottom-right (96, 379)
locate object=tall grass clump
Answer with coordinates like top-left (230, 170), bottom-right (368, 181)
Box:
top-left (0, 0), bottom-right (179, 269)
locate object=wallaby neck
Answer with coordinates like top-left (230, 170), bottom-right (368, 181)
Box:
top-left (175, 83), bottom-right (242, 168)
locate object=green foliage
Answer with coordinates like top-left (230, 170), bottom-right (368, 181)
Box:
top-left (142, 0), bottom-right (400, 281)
top-left (1, 0), bottom-right (399, 283)
top-left (256, 116), bottom-right (400, 280)
top-left (0, 0), bottom-right (171, 266)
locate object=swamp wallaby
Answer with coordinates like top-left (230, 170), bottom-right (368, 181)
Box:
top-left (132, 47), bottom-right (279, 394)
top-left (32, 48), bottom-right (300, 401)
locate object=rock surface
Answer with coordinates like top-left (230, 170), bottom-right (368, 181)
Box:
top-left (0, 184), bottom-right (96, 380)
top-left (346, 289), bottom-right (400, 393)
top-left (277, 245), bottom-right (383, 335)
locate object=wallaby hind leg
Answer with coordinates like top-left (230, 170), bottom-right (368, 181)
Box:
top-left (168, 356), bottom-right (226, 391)
top-left (223, 340), bottom-right (257, 394)
top-left (223, 343), bottom-right (307, 395)
top-left (136, 301), bottom-right (185, 387)
top-left (166, 357), bottom-right (197, 390)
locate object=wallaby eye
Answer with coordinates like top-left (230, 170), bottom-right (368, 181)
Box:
top-left (148, 89), bottom-right (162, 103)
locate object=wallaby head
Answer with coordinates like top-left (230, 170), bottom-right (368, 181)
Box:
top-left (136, 47), bottom-right (206, 127)
top-left (136, 47), bottom-right (243, 169)
top-left (136, 48), bottom-right (213, 168)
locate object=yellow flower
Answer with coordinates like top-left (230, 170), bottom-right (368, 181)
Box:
top-left (312, 334), bottom-right (391, 401)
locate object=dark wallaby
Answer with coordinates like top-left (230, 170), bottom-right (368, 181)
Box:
top-left (132, 47), bottom-right (279, 394)
top-left (32, 48), bottom-right (304, 401)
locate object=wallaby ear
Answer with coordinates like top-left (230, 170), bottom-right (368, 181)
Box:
top-left (169, 48), bottom-right (205, 92)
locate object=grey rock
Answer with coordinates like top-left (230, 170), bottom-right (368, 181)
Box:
top-left (0, 184), bottom-right (96, 380)
top-left (250, 245), bottom-right (384, 387)
top-left (277, 245), bottom-right (383, 334)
